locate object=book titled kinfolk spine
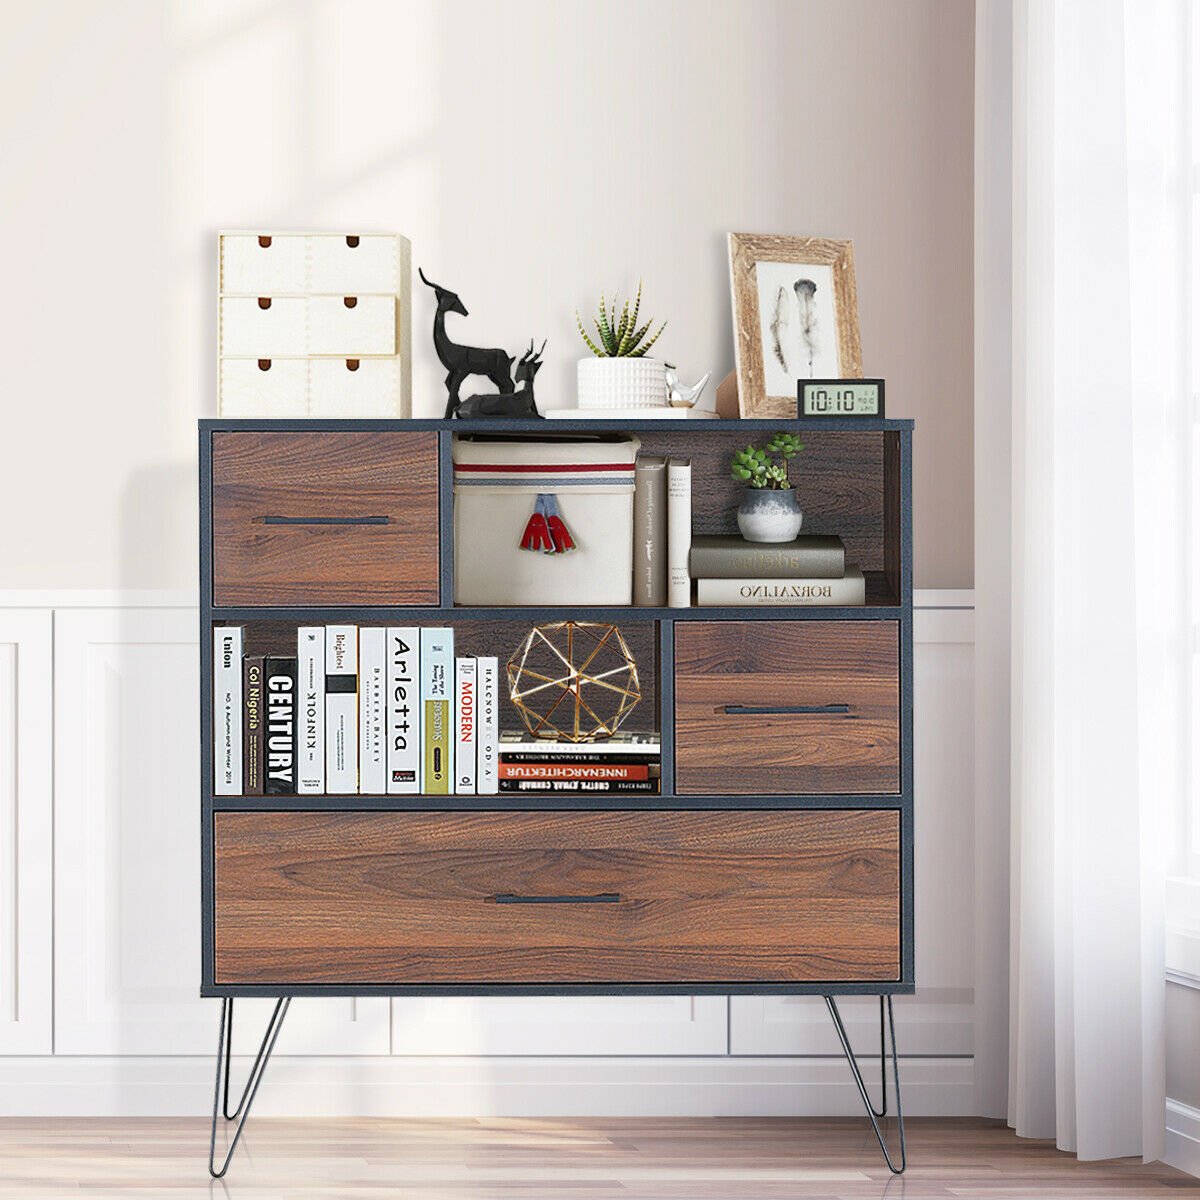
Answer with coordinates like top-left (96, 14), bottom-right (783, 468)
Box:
top-left (689, 534), bottom-right (845, 580)
top-left (696, 565), bottom-right (866, 607)
top-left (296, 628), bottom-right (325, 794)
top-left (214, 627), bottom-right (243, 795)
top-left (632, 455), bottom-right (667, 606)
top-left (325, 625), bottom-right (358, 794)
top-left (420, 627), bottom-right (453, 794)
top-left (242, 655), bottom-right (264, 795)
top-left (359, 627), bottom-right (386, 794)
top-left (454, 656), bottom-right (477, 794)
top-left (386, 626), bottom-right (420, 794)
top-left (264, 656), bottom-right (297, 795)
top-left (667, 457), bottom-right (692, 607)
top-left (476, 656), bottom-right (499, 795)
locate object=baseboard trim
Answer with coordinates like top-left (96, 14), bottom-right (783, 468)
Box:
top-left (1165, 1099), bottom-right (1200, 1179)
top-left (0, 1055), bottom-right (974, 1118)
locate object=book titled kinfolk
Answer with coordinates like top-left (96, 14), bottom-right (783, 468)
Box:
top-left (667, 457), bottom-right (692, 607)
top-left (386, 626), bottom-right (420, 794)
top-left (325, 625), bottom-right (358, 794)
top-left (454, 656), bottom-right (477, 794)
top-left (264, 656), bottom-right (297, 795)
top-left (689, 534), bottom-right (845, 580)
top-left (420, 627), bottom-right (454, 794)
top-left (476, 656), bottom-right (499, 795)
top-left (242, 655), bottom-right (264, 795)
top-left (696, 565), bottom-right (866, 607)
top-left (359, 627), bottom-right (387, 795)
top-left (296, 628), bottom-right (325, 793)
top-left (214, 627), bottom-right (243, 794)
top-left (632, 455), bottom-right (667, 606)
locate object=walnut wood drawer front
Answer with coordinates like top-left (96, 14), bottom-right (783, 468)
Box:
top-left (210, 431), bottom-right (439, 606)
top-left (674, 621), bottom-right (901, 795)
top-left (213, 810), bottom-right (900, 986)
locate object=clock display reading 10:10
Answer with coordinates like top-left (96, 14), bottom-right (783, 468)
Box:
top-left (798, 379), bottom-right (885, 418)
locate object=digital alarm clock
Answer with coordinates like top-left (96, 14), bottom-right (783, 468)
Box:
top-left (797, 379), bottom-right (885, 418)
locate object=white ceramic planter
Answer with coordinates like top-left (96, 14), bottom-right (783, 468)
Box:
top-left (737, 487), bottom-right (804, 543)
top-left (577, 357), bottom-right (668, 409)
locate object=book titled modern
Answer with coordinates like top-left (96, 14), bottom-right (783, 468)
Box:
top-left (325, 625), bottom-right (358, 794)
top-left (477, 656), bottom-right (499, 795)
top-left (386, 626), bottom-right (420, 794)
top-left (421, 627), bottom-right (453, 794)
top-left (633, 455), bottom-right (667, 606)
top-left (296, 627), bottom-right (325, 793)
top-left (454, 656), bottom-right (477, 794)
top-left (214, 627), bottom-right (243, 795)
top-left (358, 627), bottom-right (386, 795)
top-left (696, 566), bottom-right (866, 607)
top-left (264, 656), bottom-right (296, 795)
top-left (667, 457), bottom-right (692, 607)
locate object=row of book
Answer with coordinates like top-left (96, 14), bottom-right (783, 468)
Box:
top-left (631, 457), bottom-right (864, 606)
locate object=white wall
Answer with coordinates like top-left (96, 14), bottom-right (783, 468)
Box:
top-left (0, 0), bottom-right (973, 590)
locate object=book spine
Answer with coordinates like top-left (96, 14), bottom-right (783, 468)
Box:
top-left (325, 625), bottom-right (358, 794)
top-left (296, 628), bottom-right (325, 793)
top-left (499, 751), bottom-right (661, 765)
top-left (454, 657), bottom-right (477, 794)
top-left (667, 458), bottom-right (692, 607)
top-left (497, 779), bottom-right (658, 793)
top-left (696, 568), bottom-right (866, 607)
top-left (214, 628), bottom-right (243, 795)
top-left (420, 627), bottom-right (453, 794)
top-left (241, 653), bottom-right (263, 795)
top-left (689, 543), bottom-right (846, 579)
top-left (263, 656), bottom-right (297, 794)
top-left (477, 657), bottom-right (499, 795)
top-left (498, 762), bottom-right (654, 782)
top-left (386, 627), bottom-right (420, 794)
top-left (358, 627), bottom-right (386, 795)
top-left (632, 456), bottom-right (667, 606)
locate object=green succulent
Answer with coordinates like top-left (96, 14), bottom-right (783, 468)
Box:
top-left (730, 433), bottom-right (804, 489)
top-left (576, 282), bottom-right (667, 357)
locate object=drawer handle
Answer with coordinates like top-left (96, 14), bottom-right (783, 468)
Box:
top-left (258, 235), bottom-right (272, 248)
top-left (257, 297), bottom-right (272, 309)
top-left (721, 703), bottom-right (852, 716)
top-left (343, 296), bottom-right (358, 308)
top-left (494, 893), bottom-right (621, 905)
top-left (260, 515), bottom-right (391, 526)
top-left (346, 235), bottom-right (360, 248)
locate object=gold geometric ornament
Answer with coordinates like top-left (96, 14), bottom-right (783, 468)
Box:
top-left (506, 622), bottom-right (641, 742)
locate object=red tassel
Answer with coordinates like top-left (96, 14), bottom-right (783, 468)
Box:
top-left (520, 512), bottom-right (552, 552)
top-left (547, 514), bottom-right (575, 553)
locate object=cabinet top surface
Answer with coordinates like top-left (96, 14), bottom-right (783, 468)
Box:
top-left (200, 417), bottom-right (914, 434)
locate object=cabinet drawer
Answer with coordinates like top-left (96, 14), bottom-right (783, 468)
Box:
top-left (213, 810), bottom-right (900, 985)
top-left (219, 358), bottom-right (309, 417)
top-left (220, 297), bottom-right (307, 357)
top-left (674, 621), bottom-right (900, 795)
top-left (307, 295), bottom-right (395, 355)
top-left (309, 234), bottom-right (399, 293)
top-left (221, 234), bottom-right (399, 294)
top-left (220, 296), bottom-right (396, 357)
top-left (308, 358), bottom-right (402, 416)
top-left (210, 431), bottom-right (439, 606)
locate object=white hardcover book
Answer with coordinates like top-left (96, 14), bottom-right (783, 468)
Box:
top-left (477, 656), bottom-right (499, 795)
top-left (696, 566), bottom-right (867, 607)
top-left (296, 627), bottom-right (325, 793)
top-left (358, 627), bottom-right (386, 794)
top-left (420, 627), bottom-right (454, 794)
top-left (386, 626), bottom-right (420, 794)
top-left (667, 457), bottom-right (692, 607)
top-left (454, 657), bottom-right (478, 794)
top-left (325, 625), bottom-right (358, 794)
top-left (214, 627), bottom-right (243, 794)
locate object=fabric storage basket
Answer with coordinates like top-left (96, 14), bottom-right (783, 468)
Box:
top-left (453, 434), bottom-right (640, 605)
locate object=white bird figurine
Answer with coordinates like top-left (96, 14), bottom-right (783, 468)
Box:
top-left (665, 369), bottom-right (712, 408)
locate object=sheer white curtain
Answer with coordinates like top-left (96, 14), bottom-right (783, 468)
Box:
top-left (1003, 0), bottom-right (1189, 1161)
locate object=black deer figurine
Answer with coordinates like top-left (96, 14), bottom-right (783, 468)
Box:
top-left (419, 268), bottom-right (515, 418)
top-left (458, 340), bottom-right (546, 419)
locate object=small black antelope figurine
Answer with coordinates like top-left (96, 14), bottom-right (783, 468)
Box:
top-left (419, 268), bottom-right (515, 418)
top-left (458, 340), bottom-right (546, 419)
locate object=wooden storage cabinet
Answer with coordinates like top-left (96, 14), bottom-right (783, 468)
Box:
top-left (213, 810), bottom-right (901, 986)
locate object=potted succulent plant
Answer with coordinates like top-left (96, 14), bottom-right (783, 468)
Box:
top-left (729, 432), bottom-right (805, 542)
top-left (575, 284), bottom-right (668, 409)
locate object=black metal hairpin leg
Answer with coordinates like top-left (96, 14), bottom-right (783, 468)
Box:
top-left (825, 994), bottom-right (906, 1175)
top-left (209, 996), bottom-right (290, 1179)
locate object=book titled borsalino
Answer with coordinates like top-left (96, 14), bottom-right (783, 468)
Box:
top-left (454, 656), bottom-right (477, 794)
top-left (359, 627), bottom-right (386, 795)
top-left (696, 566), bottom-right (866, 607)
top-left (213, 627), bottom-right (243, 795)
top-left (386, 627), bottom-right (420, 794)
top-left (477, 657), bottom-right (499, 795)
top-left (325, 625), bottom-right (358, 794)
top-left (242, 655), bottom-right (264, 795)
top-left (420, 627), bottom-right (453, 794)
top-left (633, 455), bottom-right (667, 606)
top-left (264, 656), bottom-right (297, 795)
top-left (689, 534), bottom-right (845, 579)
top-left (296, 628), bottom-right (325, 793)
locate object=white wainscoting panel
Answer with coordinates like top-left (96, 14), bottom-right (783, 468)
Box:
top-left (0, 611), bottom-right (53, 1055)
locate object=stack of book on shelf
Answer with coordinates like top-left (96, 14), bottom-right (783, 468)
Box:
top-left (213, 625), bottom-right (502, 797)
top-left (497, 733), bottom-right (660, 793)
top-left (688, 535), bottom-right (865, 607)
top-left (632, 455), bottom-right (693, 608)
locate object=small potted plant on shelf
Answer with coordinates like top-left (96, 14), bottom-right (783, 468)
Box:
top-left (575, 283), bottom-right (668, 409)
top-left (730, 432), bottom-right (805, 542)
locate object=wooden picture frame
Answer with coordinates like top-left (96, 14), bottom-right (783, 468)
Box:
top-left (727, 233), bottom-right (862, 418)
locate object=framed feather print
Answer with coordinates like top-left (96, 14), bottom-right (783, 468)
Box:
top-left (727, 234), bottom-right (863, 418)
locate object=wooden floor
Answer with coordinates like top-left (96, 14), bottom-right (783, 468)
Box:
top-left (1, 1117), bottom-right (1197, 1198)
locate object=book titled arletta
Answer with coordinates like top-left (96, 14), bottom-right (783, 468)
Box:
top-left (296, 628), bottom-right (325, 793)
top-left (696, 566), bottom-right (865, 607)
top-left (325, 625), bottom-right (358, 794)
top-left (214, 627), bottom-right (243, 795)
top-left (689, 534), bottom-right (845, 579)
top-left (386, 627), bottom-right (420, 794)
top-left (420, 627), bottom-right (454, 794)
top-left (241, 655), bottom-right (264, 795)
top-left (264, 656), bottom-right (297, 795)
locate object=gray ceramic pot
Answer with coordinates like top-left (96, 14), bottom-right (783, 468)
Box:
top-left (737, 487), bottom-right (803, 543)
